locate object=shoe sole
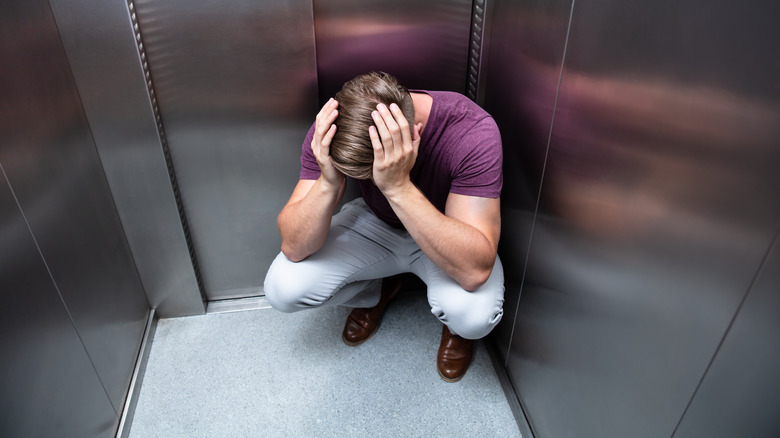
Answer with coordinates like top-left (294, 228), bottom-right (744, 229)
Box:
top-left (437, 367), bottom-right (466, 383)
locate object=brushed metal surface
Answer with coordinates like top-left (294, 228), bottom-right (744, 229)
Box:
top-left (314, 0), bottom-right (473, 101)
top-left (0, 168), bottom-right (116, 438)
top-left (133, 0), bottom-right (319, 300)
top-left (674, 229), bottom-right (780, 438)
top-left (48, 0), bottom-right (205, 317)
top-left (497, 0), bottom-right (780, 436)
top-left (484, 0), bottom-right (574, 363)
top-left (0, 0), bottom-right (149, 416)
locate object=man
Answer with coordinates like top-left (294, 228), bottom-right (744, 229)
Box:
top-left (264, 72), bottom-right (504, 382)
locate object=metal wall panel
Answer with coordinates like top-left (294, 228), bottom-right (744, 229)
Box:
top-left (483, 0), bottom-right (574, 363)
top-left (0, 169), bottom-right (116, 438)
top-left (133, 0), bottom-right (319, 300)
top-left (314, 0), bottom-right (473, 101)
top-left (485, 0), bottom-right (780, 436)
top-left (48, 0), bottom-right (206, 317)
top-left (674, 230), bottom-right (780, 438)
top-left (0, 0), bottom-right (149, 417)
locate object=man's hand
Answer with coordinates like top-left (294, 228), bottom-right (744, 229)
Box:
top-left (369, 103), bottom-right (422, 196)
top-left (312, 98), bottom-right (344, 190)
top-left (277, 98), bottom-right (346, 262)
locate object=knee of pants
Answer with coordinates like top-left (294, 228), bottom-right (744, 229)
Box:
top-left (432, 287), bottom-right (504, 340)
top-left (264, 253), bottom-right (329, 313)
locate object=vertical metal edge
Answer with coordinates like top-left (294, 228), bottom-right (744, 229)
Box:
top-left (503, 0), bottom-right (577, 371)
top-left (466, 0), bottom-right (487, 101)
top-left (474, 0), bottom-right (495, 106)
top-left (485, 337), bottom-right (534, 438)
top-left (310, 0), bottom-right (324, 105)
top-left (125, 0), bottom-right (207, 303)
top-left (115, 309), bottom-right (157, 438)
top-left (48, 0), bottom-right (206, 317)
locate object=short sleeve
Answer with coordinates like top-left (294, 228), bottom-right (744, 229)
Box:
top-left (299, 122), bottom-right (320, 180)
top-left (449, 117), bottom-right (503, 198)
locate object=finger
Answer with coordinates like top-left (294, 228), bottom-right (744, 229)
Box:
top-left (389, 103), bottom-right (412, 147)
top-left (322, 124), bottom-right (337, 149)
top-left (377, 103), bottom-right (403, 150)
top-left (368, 125), bottom-right (384, 163)
top-left (315, 99), bottom-right (338, 138)
top-left (312, 124), bottom-right (336, 161)
top-left (316, 98), bottom-right (337, 120)
top-left (371, 109), bottom-right (394, 155)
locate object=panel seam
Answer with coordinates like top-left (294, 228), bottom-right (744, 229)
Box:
top-left (670, 226), bottom-right (780, 437)
top-left (504, 0), bottom-right (578, 373)
top-left (0, 161), bottom-right (119, 414)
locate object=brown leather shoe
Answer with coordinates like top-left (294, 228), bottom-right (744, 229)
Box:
top-left (342, 275), bottom-right (403, 346)
top-left (437, 325), bottom-right (474, 382)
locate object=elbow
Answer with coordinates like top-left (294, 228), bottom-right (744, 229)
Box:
top-left (280, 244), bottom-right (308, 263)
top-left (280, 235), bottom-right (324, 263)
top-left (458, 266), bottom-right (492, 292)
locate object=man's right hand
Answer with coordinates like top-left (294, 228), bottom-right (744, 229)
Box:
top-left (312, 98), bottom-right (344, 190)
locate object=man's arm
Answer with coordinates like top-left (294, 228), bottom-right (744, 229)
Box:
top-left (278, 177), bottom-right (345, 262)
top-left (278, 98), bottom-right (345, 262)
top-left (369, 103), bottom-right (500, 291)
top-left (388, 189), bottom-right (500, 291)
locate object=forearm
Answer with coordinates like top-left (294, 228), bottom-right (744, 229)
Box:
top-left (385, 184), bottom-right (497, 291)
top-left (278, 177), bottom-right (343, 261)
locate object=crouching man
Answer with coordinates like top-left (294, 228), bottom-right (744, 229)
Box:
top-left (264, 72), bottom-right (504, 382)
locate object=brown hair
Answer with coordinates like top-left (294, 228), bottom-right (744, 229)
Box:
top-left (330, 72), bottom-right (415, 180)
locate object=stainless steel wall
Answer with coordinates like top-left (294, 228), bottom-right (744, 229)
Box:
top-left (0, 171), bottom-right (116, 437)
top-left (0, 0), bottom-right (150, 436)
top-left (482, 0), bottom-right (573, 363)
top-left (674, 230), bottom-right (780, 437)
top-left (48, 0), bottom-right (206, 317)
top-left (485, 0), bottom-right (780, 437)
top-left (132, 0), bottom-right (319, 301)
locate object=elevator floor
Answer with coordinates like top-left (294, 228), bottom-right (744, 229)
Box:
top-left (128, 289), bottom-right (521, 437)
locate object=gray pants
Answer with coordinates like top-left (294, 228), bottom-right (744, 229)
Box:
top-left (264, 198), bottom-right (505, 340)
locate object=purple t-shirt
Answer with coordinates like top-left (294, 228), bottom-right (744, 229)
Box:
top-left (299, 90), bottom-right (502, 228)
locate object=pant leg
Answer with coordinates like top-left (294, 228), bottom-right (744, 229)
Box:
top-left (411, 250), bottom-right (505, 340)
top-left (264, 198), bottom-right (407, 313)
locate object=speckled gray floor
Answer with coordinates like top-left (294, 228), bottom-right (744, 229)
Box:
top-left (128, 290), bottom-right (521, 438)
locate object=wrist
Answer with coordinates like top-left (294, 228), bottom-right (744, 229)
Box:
top-left (317, 174), bottom-right (343, 195)
top-left (381, 179), bottom-right (415, 203)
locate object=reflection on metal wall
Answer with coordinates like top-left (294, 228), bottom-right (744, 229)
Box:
top-left (0, 0), bottom-right (149, 435)
top-left (314, 0), bottom-right (473, 101)
top-left (133, 0), bottom-right (319, 300)
top-left (48, 0), bottom-right (205, 317)
top-left (484, 0), bottom-right (573, 363)
top-left (486, 0), bottom-right (780, 436)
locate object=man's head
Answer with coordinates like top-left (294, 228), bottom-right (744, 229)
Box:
top-left (330, 72), bottom-right (415, 180)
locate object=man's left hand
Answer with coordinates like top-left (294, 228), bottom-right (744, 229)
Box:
top-left (369, 103), bottom-right (422, 197)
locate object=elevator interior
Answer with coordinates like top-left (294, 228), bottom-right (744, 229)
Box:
top-left (1, 0), bottom-right (779, 437)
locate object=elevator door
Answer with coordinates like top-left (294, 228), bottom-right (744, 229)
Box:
top-left (133, 0), bottom-right (474, 301)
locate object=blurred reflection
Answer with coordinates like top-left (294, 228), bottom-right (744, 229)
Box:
top-left (314, 0), bottom-right (472, 100)
top-left (483, 1), bottom-right (780, 436)
top-left (134, 0), bottom-right (318, 121)
top-left (546, 72), bottom-right (780, 242)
